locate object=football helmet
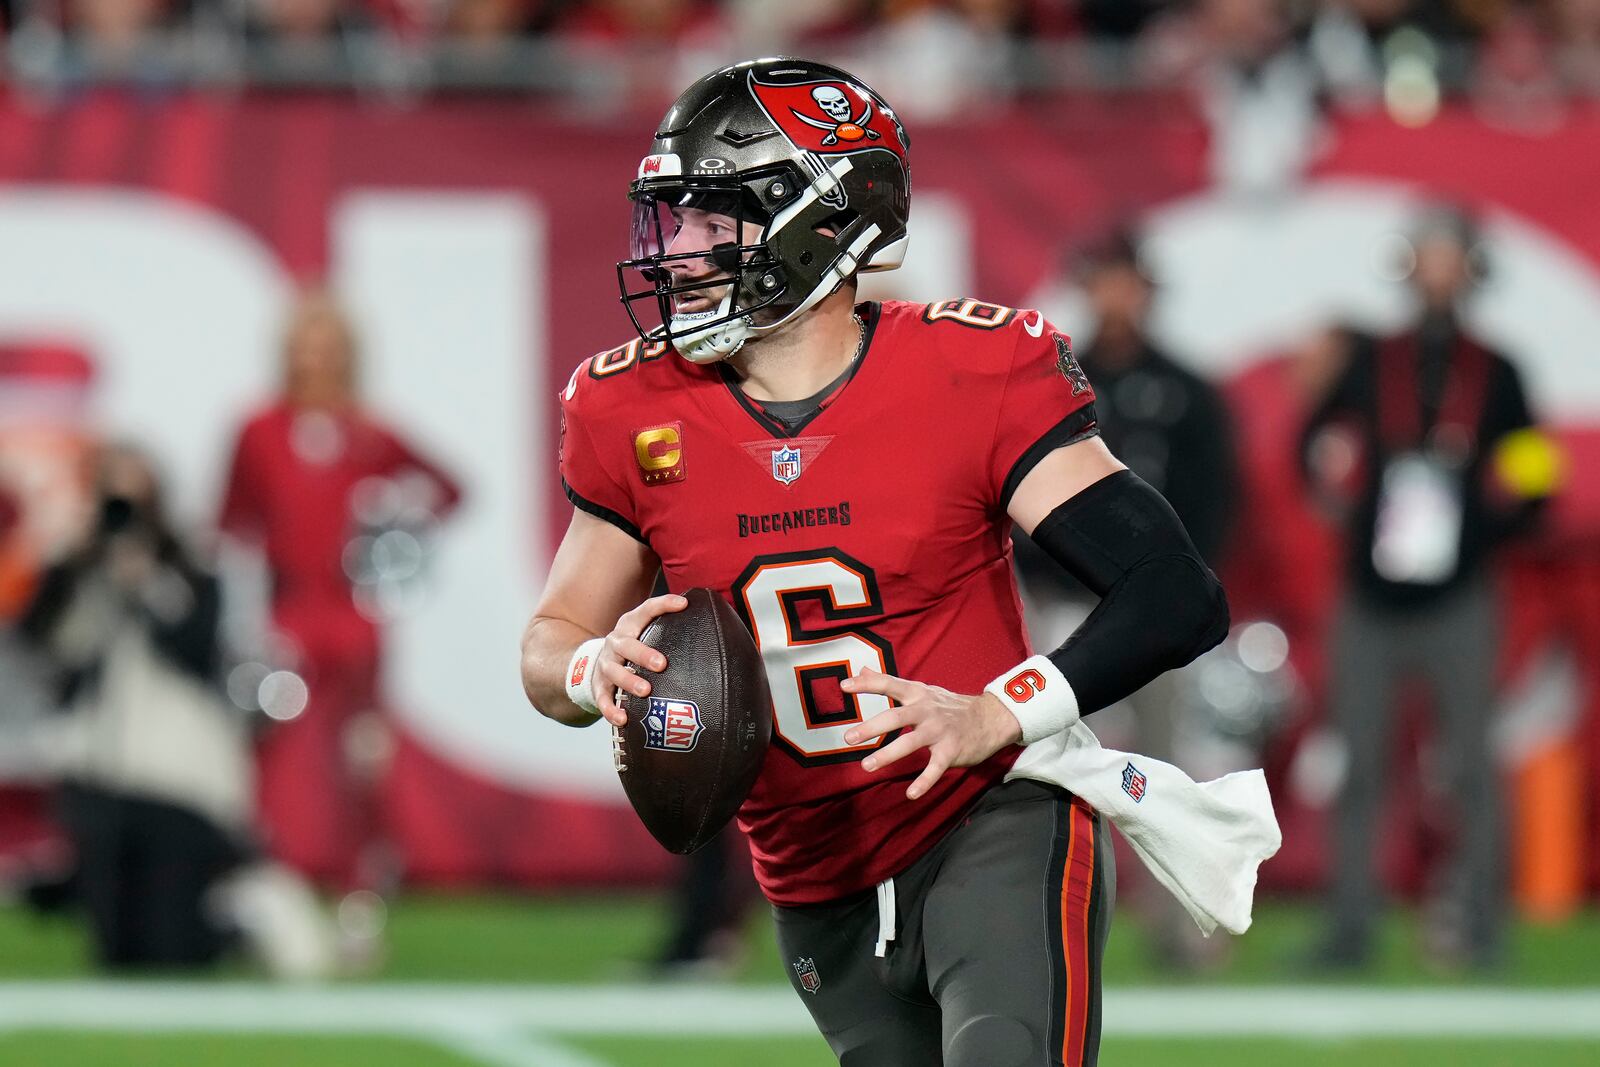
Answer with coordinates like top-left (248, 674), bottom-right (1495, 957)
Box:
top-left (618, 57), bottom-right (911, 363)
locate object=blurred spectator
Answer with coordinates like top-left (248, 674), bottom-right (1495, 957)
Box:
top-left (1014, 226), bottom-right (1239, 968)
top-left (1545, 0), bottom-right (1600, 92)
top-left (1143, 0), bottom-right (1324, 194)
top-left (1473, 4), bottom-right (1565, 130)
top-left (852, 0), bottom-right (1034, 118)
top-left (1306, 0), bottom-right (1499, 108)
top-left (243, 0), bottom-right (374, 51)
top-left (555, 0), bottom-right (733, 108)
top-left (218, 289), bottom-right (461, 888)
top-left (15, 443), bottom-right (249, 969)
top-left (1071, 228), bottom-right (1238, 567)
top-left (65, 0), bottom-right (163, 51)
top-left (444, 0), bottom-right (532, 45)
top-left (44, 0), bottom-right (188, 83)
top-left (732, 0), bottom-right (872, 50)
top-left (557, 0), bottom-right (725, 44)
top-left (1076, 0), bottom-right (1168, 40)
top-left (1301, 202), bottom-right (1559, 971)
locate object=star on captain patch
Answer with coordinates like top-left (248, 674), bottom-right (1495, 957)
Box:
top-left (1055, 333), bottom-right (1091, 397)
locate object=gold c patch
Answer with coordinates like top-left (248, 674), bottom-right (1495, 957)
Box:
top-left (633, 422), bottom-right (685, 486)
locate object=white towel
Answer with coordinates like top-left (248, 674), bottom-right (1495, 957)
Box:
top-left (1006, 721), bottom-right (1282, 936)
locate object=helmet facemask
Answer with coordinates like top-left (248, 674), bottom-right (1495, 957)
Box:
top-left (619, 179), bottom-right (787, 364)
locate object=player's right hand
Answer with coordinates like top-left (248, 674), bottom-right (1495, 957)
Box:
top-left (594, 593), bottom-right (688, 727)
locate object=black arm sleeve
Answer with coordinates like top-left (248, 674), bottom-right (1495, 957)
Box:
top-left (1027, 470), bottom-right (1230, 716)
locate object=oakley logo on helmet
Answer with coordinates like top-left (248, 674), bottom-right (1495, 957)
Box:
top-left (747, 74), bottom-right (908, 165)
top-left (696, 157), bottom-right (729, 171)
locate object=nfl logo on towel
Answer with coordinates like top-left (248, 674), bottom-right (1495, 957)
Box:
top-left (1121, 762), bottom-right (1148, 803)
top-left (793, 957), bottom-right (821, 994)
top-left (771, 445), bottom-right (802, 485)
top-left (643, 697), bottom-right (703, 752)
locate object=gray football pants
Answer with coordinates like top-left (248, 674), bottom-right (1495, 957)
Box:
top-left (772, 779), bottom-right (1115, 1067)
top-left (1325, 579), bottom-right (1505, 959)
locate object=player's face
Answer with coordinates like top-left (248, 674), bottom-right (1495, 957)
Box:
top-left (662, 205), bottom-right (757, 314)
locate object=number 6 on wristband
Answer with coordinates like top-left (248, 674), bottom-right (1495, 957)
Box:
top-left (986, 655), bottom-right (1080, 745)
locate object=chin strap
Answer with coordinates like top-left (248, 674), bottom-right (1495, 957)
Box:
top-left (670, 293), bottom-right (753, 363)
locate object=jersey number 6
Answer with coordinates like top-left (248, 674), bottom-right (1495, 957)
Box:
top-left (732, 550), bottom-right (898, 765)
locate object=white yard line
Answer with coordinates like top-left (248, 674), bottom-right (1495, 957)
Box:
top-left (428, 1021), bottom-right (618, 1067)
top-left (0, 983), bottom-right (1597, 1041)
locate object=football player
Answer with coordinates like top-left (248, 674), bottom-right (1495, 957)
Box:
top-left (521, 58), bottom-right (1228, 1067)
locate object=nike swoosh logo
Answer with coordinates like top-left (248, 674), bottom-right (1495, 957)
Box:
top-left (1023, 311), bottom-right (1044, 338)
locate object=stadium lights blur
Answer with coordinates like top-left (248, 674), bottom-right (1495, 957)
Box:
top-left (1384, 29), bottom-right (1443, 127)
top-left (258, 670), bottom-right (310, 722)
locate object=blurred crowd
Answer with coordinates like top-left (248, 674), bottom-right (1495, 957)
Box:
top-left (3, 0), bottom-right (1600, 106)
top-left (0, 292), bottom-right (461, 976)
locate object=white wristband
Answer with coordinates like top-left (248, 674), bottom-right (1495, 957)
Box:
top-left (565, 637), bottom-right (607, 716)
top-left (985, 654), bottom-right (1080, 745)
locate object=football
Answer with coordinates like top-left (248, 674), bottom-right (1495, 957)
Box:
top-left (615, 587), bottom-right (772, 854)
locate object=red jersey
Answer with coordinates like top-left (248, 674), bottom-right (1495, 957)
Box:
top-left (559, 299), bottom-right (1098, 905)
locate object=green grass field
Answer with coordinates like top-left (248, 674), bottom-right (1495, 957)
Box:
top-left (3, 894), bottom-right (1597, 1066)
top-left (10, 893), bottom-right (1596, 985)
top-left (2, 1033), bottom-right (1597, 1067)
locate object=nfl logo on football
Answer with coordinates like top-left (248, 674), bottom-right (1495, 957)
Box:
top-left (771, 445), bottom-right (802, 485)
top-left (1121, 762), bottom-right (1148, 803)
top-left (793, 957), bottom-right (822, 994)
top-left (643, 697), bottom-right (704, 752)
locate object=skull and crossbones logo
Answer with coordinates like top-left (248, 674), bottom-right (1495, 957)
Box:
top-left (792, 85), bottom-right (881, 146)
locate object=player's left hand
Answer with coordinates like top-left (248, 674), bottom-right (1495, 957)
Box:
top-left (840, 669), bottom-right (1023, 800)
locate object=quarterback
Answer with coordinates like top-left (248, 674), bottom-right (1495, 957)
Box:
top-left (521, 58), bottom-right (1229, 1066)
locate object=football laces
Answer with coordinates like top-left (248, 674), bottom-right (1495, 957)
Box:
top-left (611, 721), bottom-right (628, 774)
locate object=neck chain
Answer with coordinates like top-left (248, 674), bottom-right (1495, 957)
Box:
top-left (846, 311), bottom-right (866, 368)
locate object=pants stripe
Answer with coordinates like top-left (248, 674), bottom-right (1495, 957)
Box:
top-left (1044, 797), bottom-right (1072, 1063)
top-left (1060, 800), bottom-right (1096, 1067)
top-left (1081, 812), bottom-right (1107, 1063)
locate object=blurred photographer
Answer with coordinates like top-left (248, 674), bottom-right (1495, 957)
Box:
top-left (1301, 202), bottom-right (1560, 971)
top-left (16, 443), bottom-right (251, 969)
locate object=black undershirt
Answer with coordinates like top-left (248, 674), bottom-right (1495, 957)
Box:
top-left (750, 351), bottom-right (861, 432)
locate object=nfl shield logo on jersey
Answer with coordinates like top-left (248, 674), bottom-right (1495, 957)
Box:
top-left (643, 697), bottom-right (703, 752)
top-left (771, 445), bottom-right (802, 485)
top-left (1121, 761), bottom-right (1148, 803)
top-left (793, 957), bottom-right (821, 994)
